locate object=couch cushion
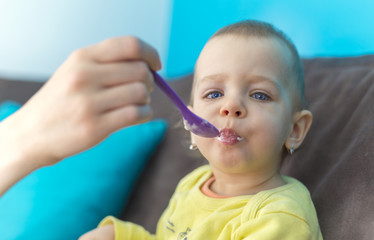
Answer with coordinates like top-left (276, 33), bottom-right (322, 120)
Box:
top-left (0, 100), bottom-right (167, 240)
top-left (0, 78), bottom-right (44, 103)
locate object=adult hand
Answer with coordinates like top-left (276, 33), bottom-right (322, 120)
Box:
top-left (0, 36), bottom-right (161, 195)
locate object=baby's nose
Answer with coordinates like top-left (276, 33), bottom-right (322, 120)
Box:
top-left (221, 109), bottom-right (243, 117)
top-left (220, 102), bottom-right (246, 118)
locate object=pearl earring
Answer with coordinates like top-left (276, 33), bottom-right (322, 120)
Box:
top-left (189, 143), bottom-right (198, 151)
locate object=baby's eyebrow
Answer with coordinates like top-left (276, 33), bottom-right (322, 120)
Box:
top-left (197, 73), bottom-right (284, 92)
top-left (247, 75), bottom-right (282, 91)
top-left (198, 73), bottom-right (282, 92)
top-left (198, 73), bottom-right (228, 84)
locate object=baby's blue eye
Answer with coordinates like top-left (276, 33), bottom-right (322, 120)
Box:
top-left (251, 92), bottom-right (270, 101)
top-left (206, 91), bottom-right (223, 99)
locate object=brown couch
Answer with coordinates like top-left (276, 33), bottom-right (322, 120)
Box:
top-left (1, 55), bottom-right (374, 240)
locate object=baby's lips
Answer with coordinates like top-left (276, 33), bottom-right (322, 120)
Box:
top-left (217, 128), bottom-right (244, 144)
top-left (219, 128), bottom-right (240, 138)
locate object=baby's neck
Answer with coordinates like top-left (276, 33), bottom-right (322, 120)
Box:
top-left (209, 169), bottom-right (286, 197)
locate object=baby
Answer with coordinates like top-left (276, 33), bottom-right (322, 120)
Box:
top-left (81, 20), bottom-right (323, 240)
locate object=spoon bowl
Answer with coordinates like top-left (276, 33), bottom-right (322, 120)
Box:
top-left (152, 71), bottom-right (219, 138)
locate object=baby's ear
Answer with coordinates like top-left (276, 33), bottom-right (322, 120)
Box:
top-left (285, 110), bottom-right (313, 151)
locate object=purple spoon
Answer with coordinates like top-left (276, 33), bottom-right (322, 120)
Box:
top-left (152, 71), bottom-right (219, 138)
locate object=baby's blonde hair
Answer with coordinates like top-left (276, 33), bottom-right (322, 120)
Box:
top-left (192, 20), bottom-right (306, 111)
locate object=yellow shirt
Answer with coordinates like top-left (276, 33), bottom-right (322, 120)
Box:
top-left (100, 165), bottom-right (323, 239)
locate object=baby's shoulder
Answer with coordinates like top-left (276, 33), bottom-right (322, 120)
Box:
top-left (246, 176), bottom-right (316, 222)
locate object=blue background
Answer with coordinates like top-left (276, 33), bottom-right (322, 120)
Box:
top-left (0, 0), bottom-right (373, 80)
top-left (166, 0), bottom-right (374, 77)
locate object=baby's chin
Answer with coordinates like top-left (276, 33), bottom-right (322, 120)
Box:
top-left (206, 154), bottom-right (254, 174)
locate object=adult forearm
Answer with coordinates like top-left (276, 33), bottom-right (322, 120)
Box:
top-left (0, 153), bottom-right (36, 197)
top-left (0, 114), bottom-right (41, 196)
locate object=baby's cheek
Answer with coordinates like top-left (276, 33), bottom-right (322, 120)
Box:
top-left (194, 137), bottom-right (218, 159)
top-left (268, 121), bottom-right (291, 148)
top-left (253, 117), bottom-right (287, 147)
top-left (195, 136), bottom-right (211, 150)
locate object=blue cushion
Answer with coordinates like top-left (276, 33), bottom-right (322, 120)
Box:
top-left (0, 101), bottom-right (167, 239)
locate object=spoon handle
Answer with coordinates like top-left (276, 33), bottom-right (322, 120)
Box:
top-left (152, 72), bottom-right (189, 114)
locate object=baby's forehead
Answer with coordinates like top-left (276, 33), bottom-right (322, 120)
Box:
top-left (195, 36), bottom-right (295, 82)
top-left (199, 35), bottom-right (293, 67)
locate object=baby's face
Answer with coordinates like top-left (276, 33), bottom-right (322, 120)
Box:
top-left (191, 35), bottom-right (295, 175)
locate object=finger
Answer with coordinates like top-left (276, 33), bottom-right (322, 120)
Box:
top-left (84, 36), bottom-right (161, 71)
top-left (95, 82), bottom-right (150, 113)
top-left (99, 105), bottom-right (153, 133)
top-left (95, 61), bottom-right (154, 91)
top-left (79, 225), bottom-right (114, 240)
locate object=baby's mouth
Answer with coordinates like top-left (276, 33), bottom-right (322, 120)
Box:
top-left (216, 128), bottom-right (244, 145)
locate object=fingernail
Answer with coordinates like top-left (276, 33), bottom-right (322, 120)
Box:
top-left (138, 105), bottom-right (153, 122)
